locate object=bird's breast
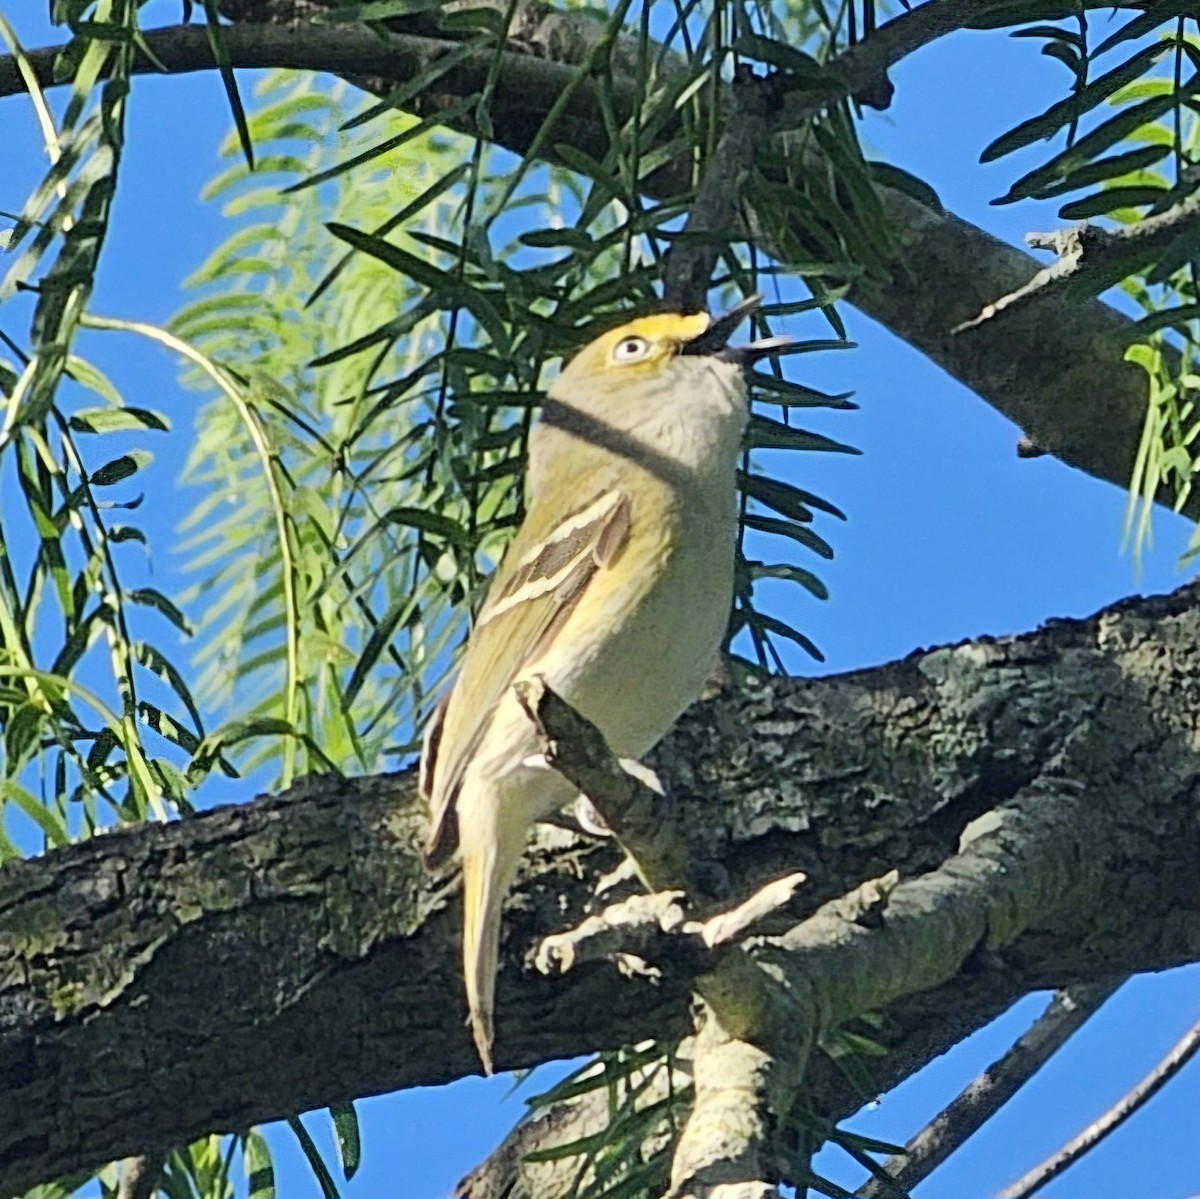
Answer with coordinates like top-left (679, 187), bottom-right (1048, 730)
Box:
top-left (532, 482), bottom-right (737, 760)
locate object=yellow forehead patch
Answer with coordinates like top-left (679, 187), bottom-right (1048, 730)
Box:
top-left (603, 311), bottom-right (711, 350)
top-left (554, 310), bottom-right (716, 389)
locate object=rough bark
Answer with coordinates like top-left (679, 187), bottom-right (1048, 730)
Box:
top-left (5, 580), bottom-right (1200, 1195)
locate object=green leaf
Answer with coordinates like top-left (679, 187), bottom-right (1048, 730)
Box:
top-left (1040, 39), bottom-right (1083, 73)
top-left (3, 780), bottom-right (70, 848)
top-left (730, 34), bottom-right (831, 85)
top-left (1120, 303), bottom-right (1200, 342)
top-left (128, 588), bottom-right (192, 635)
top-left (752, 373), bottom-right (856, 408)
top-left (982, 42), bottom-right (1170, 163)
top-left (438, 5), bottom-right (509, 33)
top-left (326, 221), bottom-right (449, 290)
top-left (202, 0), bottom-right (254, 169)
top-left (134, 641), bottom-right (204, 731)
top-left (306, 163), bottom-right (469, 307)
top-left (1058, 184), bottom-right (1169, 220)
top-left (316, 0), bottom-right (443, 19)
top-left (746, 415), bottom-right (860, 455)
top-left (1009, 23), bottom-right (1085, 46)
top-left (330, 1102), bottom-right (361, 1181)
top-left (385, 506), bottom-right (471, 545)
top-left (89, 450), bottom-right (152, 486)
top-left (740, 471), bottom-right (847, 520)
top-left (244, 1130), bottom-right (276, 1199)
top-left (744, 609), bottom-right (825, 662)
top-left (286, 100), bottom-right (473, 194)
top-left (518, 228), bottom-right (597, 251)
top-left (287, 1117), bottom-right (340, 1199)
top-left (1035, 144), bottom-right (1172, 199)
top-left (743, 513), bottom-right (835, 559)
top-left (748, 561), bottom-right (830, 600)
top-left (69, 406), bottom-right (170, 433)
top-left (997, 77), bottom-right (1200, 203)
top-left (138, 701), bottom-right (205, 759)
top-left (868, 161), bottom-right (943, 211)
top-left (1092, 0), bottom-right (1199, 57)
top-left (965, 0), bottom-right (1100, 29)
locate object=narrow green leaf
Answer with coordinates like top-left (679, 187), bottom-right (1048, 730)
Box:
top-left (1120, 303), bottom-right (1200, 342)
top-left (287, 1117), bottom-right (340, 1199)
top-left (1058, 184), bottom-right (1169, 220)
top-left (3, 780), bottom-right (70, 848)
top-left (745, 609), bottom-right (824, 662)
top-left (316, 0), bottom-right (443, 20)
top-left (202, 0), bottom-right (254, 169)
top-left (438, 6), bottom-right (508, 32)
top-left (69, 406), bottom-right (170, 433)
top-left (244, 1130), bottom-right (276, 1199)
top-left (330, 1102), bottom-right (361, 1181)
top-left (752, 374), bottom-right (856, 408)
top-left (134, 641), bottom-right (204, 730)
top-left (518, 228), bottom-right (597, 251)
top-left (748, 561), bottom-right (830, 600)
top-left (743, 513), bottom-right (835, 559)
top-left (1036, 144), bottom-right (1172, 198)
top-left (746, 415), bottom-right (860, 455)
top-left (868, 161), bottom-right (943, 210)
top-left (89, 450), bottom-right (152, 486)
top-left (965, 0), bottom-right (1099, 29)
top-left (306, 163), bottom-right (469, 308)
top-left (128, 588), bottom-right (192, 635)
top-left (286, 100), bottom-right (473, 194)
top-left (740, 471), bottom-right (847, 519)
top-left (731, 34), bottom-right (831, 84)
top-left (385, 506), bottom-right (471, 545)
top-left (983, 41), bottom-right (1169, 163)
top-left (1009, 23), bottom-right (1085, 45)
top-left (1092, 0), bottom-right (1199, 57)
top-left (326, 222), bottom-right (448, 290)
top-left (997, 78), bottom-right (1200, 203)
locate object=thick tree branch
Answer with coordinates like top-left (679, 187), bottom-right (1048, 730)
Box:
top-left (5, 581), bottom-right (1200, 1194)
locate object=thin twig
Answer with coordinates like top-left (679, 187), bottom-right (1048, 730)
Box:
top-left (954, 194), bottom-right (1200, 332)
top-left (999, 1009), bottom-right (1200, 1199)
top-left (858, 981), bottom-right (1121, 1197)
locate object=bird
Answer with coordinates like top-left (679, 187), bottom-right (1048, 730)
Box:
top-left (420, 295), bottom-right (789, 1073)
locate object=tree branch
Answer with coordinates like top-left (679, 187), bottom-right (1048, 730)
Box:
top-left (6, 581), bottom-right (1200, 1194)
top-left (999, 1010), bottom-right (1200, 1199)
top-left (954, 194), bottom-right (1200, 333)
top-left (859, 981), bottom-right (1121, 1197)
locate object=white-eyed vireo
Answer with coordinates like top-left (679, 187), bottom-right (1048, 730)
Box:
top-left (421, 295), bottom-right (788, 1072)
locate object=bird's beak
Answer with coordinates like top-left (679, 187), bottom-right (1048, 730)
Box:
top-left (680, 293), bottom-right (791, 365)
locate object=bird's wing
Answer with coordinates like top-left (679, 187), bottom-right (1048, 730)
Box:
top-left (421, 481), bottom-right (631, 863)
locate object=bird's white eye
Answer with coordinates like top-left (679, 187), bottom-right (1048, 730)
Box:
top-left (611, 335), bottom-right (652, 365)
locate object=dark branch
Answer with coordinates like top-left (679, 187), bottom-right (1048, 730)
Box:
top-left (999, 1010), bottom-right (1200, 1199)
top-left (859, 981), bottom-right (1121, 1197)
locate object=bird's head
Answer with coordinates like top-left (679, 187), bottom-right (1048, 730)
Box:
top-left (551, 295), bottom-right (790, 402)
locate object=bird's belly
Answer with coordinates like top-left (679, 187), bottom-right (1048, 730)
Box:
top-left (471, 505), bottom-right (736, 826)
top-left (540, 513), bottom-right (735, 759)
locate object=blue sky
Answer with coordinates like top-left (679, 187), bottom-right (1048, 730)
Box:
top-left (3, 2), bottom-right (1200, 1197)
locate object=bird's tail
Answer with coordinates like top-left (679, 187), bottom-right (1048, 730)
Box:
top-left (459, 805), bottom-right (524, 1075)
